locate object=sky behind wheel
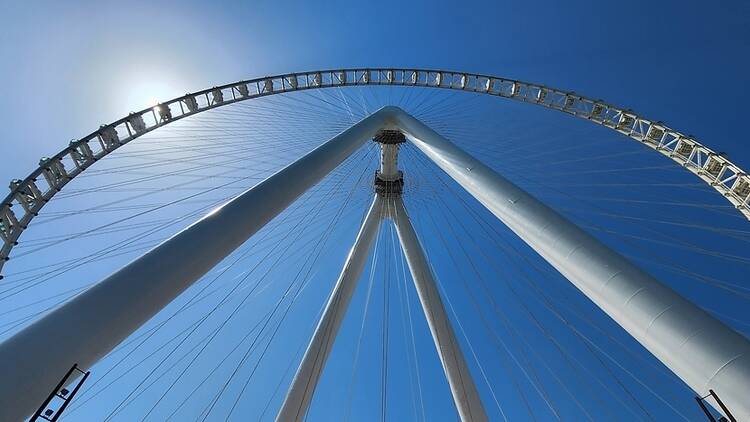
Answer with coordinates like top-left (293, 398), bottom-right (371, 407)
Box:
top-left (1, 1), bottom-right (749, 421)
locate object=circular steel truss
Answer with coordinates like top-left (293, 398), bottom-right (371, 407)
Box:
top-left (2, 68), bottom-right (749, 276)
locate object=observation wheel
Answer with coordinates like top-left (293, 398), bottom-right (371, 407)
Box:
top-left (1, 69), bottom-right (749, 421)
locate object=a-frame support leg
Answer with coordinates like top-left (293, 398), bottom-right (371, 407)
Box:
top-left (389, 196), bottom-right (488, 422)
top-left (277, 196), bottom-right (384, 422)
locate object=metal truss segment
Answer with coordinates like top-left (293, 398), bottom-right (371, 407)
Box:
top-left (0, 205), bottom-right (19, 250)
top-left (68, 140), bottom-right (95, 169)
top-left (38, 157), bottom-right (68, 191)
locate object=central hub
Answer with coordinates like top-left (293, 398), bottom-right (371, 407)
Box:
top-left (373, 130), bottom-right (405, 197)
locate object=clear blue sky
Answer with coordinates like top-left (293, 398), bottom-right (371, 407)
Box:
top-left (1, 1), bottom-right (749, 421)
top-left (2, 0), bottom-right (749, 176)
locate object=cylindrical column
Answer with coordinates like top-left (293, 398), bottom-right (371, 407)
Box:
top-left (380, 144), bottom-right (400, 180)
top-left (277, 195), bottom-right (384, 422)
top-left (389, 196), bottom-right (488, 422)
top-left (0, 110), bottom-right (393, 421)
top-left (388, 106), bottom-right (750, 420)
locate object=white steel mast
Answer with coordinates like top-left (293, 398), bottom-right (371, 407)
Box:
top-left (389, 196), bottom-right (488, 422)
top-left (277, 129), bottom-right (488, 422)
top-left (0, 110), bottom-right (395, 421)
top-left (276, 195), bottom-right (385, 422)
top-left (386, 106), bottom-right (750, 420)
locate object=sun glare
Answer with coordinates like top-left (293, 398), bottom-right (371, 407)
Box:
top-left (109, 62), bottom-right (192, 116)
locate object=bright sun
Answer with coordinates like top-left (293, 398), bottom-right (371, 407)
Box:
top-left (110, 62), bottom-right (192, 114)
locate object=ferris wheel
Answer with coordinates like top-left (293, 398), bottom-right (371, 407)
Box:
top-left (1, 69), bottom-right (748, 421)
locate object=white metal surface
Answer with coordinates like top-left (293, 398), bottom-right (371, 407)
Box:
top-left (389, 196), bottom-right (488, 422)
top-left (388, 106), bottom-right (750, 420)
top-left (277, 195), bottom-right (384, 422)
top-left (0, 85), bottom-right (745, 418)
top-left (280, 137), bottom-right (486, 421)
top-left (0, 110), bottom-right (392, 422)
top-left (379, 143), bottom-right (400, 180)
top-left (4, 69), bottom-right (749, 277)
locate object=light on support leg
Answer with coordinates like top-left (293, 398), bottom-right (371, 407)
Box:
top-left (389, 197), bottom-right (488, 422)
top-left (386, 106), bottom-right (750, 420)
top-left (374, 128), bottom-right (487, 421)
top-left (277, 195), bottom-right (385, 422)
top-left (0, 108), bottom-right (397, 422)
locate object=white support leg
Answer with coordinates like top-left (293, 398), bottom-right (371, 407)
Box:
top-left (389, 196), bottom-right (488, 422)
top-left (0, 110), bottom-right (394, 421)
top-left (386, 106), bottom-right (750, 420)
top-left (277, 195), bottom-right (384, 422)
